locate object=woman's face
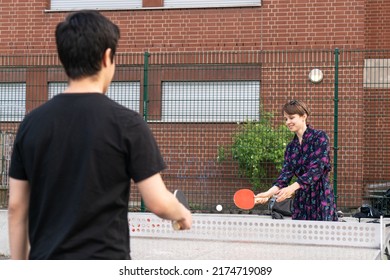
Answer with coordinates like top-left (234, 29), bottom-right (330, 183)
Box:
top-left (284, 112), bottom-right (307, 133)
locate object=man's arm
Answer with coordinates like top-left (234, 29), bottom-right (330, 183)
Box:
top-left (136, 173), bottom-right (192, 230)
top-left (8, 178), bottom-right (30, 259)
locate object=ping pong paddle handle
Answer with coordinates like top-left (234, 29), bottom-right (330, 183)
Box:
top-left (172, 189), bottom-right (189, 230)
top-left (172, 221), bottom-right (181, 230)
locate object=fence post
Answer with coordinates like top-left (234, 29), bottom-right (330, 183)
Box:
top-left (143, 51), bottom-right (150, 122)
top-left (140, 52), bottom-right (150, 212)
top-left (333, 48), bottom-right (339, 204)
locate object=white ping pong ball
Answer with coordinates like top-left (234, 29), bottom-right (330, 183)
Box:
top-left (216, 204), bottom-right (223, 211)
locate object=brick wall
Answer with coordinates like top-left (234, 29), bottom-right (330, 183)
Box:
top-left (2, 1), bottom-right (388, 52)
top-left (0, 0), bottom-right (377, 54)
top-left (1, 1), bottom-right (389, 210)
top-left (365, 0), bottom-right (390, 49)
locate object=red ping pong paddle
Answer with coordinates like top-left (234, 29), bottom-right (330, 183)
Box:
top-left (233, 189), bottom-right (255, 210)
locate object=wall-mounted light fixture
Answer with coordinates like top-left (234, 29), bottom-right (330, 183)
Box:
top-left (308, 68), bottom-right (323, 84)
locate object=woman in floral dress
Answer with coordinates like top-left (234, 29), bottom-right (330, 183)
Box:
top-left (255, 100), bottom-right (338, 221)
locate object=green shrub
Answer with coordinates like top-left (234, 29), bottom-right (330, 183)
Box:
top-left (219, 112), bottom-right (292, 191)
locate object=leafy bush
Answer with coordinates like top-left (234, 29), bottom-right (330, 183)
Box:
top-left (219, 112), bottom-right (292, 191)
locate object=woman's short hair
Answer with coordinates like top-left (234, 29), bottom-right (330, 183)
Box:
top-left (282, 100), bottom-right (311, 116)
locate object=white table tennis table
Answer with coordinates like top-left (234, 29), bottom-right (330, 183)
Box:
top-left (129, 213), bottom-right (390, 260)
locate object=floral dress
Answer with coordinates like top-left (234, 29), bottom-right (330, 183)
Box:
top-left (273, 126), bottom-right (338, 221)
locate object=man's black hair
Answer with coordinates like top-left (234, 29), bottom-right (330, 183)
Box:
top-left (55, 10), bottom-right (120, 79)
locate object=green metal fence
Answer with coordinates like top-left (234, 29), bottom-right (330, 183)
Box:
top-left (0, 50), bottom-right (389, 214)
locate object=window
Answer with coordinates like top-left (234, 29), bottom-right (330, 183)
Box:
top-left (161, 81), bottom-right (260, 122)
top-left (364, 59), bottom-right (390, 88)
top-left (0, 83), bottom-right (26, 122)
top-left (48, 82), bottom-right (141, 113)
top-left (106, 82), bottom-right (141, 113)
top-left (48, 0), bottom-right (261, 11)
top-left (164, 0), bottom-right (261, 9)
top-left (50, 0), bottom-right (142, 11)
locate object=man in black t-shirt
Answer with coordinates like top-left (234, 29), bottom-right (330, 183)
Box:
top-left (8, 10), bottom-right (191, 260)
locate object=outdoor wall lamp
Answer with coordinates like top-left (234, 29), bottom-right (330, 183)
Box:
top-left (308, 68), bottom-right (324, 83)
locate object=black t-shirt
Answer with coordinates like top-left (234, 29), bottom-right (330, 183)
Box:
top-left (9, 93), bottom-right (166, 259)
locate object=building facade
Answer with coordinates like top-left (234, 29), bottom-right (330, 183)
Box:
top-left (0, 0), bottom-right (389, 210)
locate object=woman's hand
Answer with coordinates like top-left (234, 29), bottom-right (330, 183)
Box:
top-left (254, 192), bottom-right (272, 204)
top-left (275, 182), bottom-right (300, 202)
top-left (254, 186), bottom-right (280, 204)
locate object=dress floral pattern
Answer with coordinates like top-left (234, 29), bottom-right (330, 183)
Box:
top-left (273, 126), bottom-right (338, 221)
